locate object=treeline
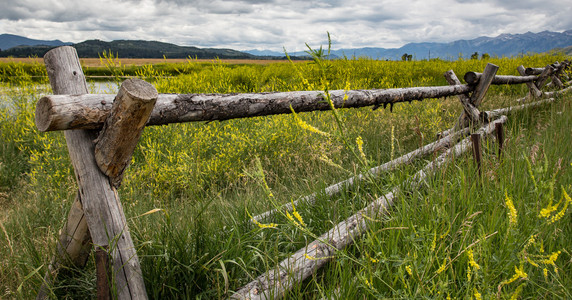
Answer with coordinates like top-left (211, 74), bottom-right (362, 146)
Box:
top-left (0, 39), bottom-right (283, 59)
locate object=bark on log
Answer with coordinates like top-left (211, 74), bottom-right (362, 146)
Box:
top-left (525, 67), bottom-right (544, 75)
top-left (470, 63), bottom-right (499, 108)
top-left (463, 72), bottom-right (537, 85)
top-left (251, 126), bottom-right (470, 223)
top-left (234, 116), bottom-right (508, 299)
top-left (40, 46), bottom-right (148, 300)
top-left (517, 65), bottom-right (542, 99)
top-left (94, 79), bottom-right (158, 187)
top-left (36, 85), bottom-right (474, 132)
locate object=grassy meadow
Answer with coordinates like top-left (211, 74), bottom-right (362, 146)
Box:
top-left (0, 52), bottom-right (571, 299)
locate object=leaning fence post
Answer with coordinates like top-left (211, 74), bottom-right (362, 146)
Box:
top-left (39, 46), bottom-right (148, 300)
top-left (471, 133), bottom-right (482, 178)
top-left (517, 65), bottom-right (542, 99)
top-left (495, 122), bottom-right (504, 159)
top-left (535, 65), bottom-right (555, 90)
top-left (444, 70), bottom-right (480, 129)
top-left (470, 63), bottom-right (499, 108)
top-left (36, 47), bottom-right (94, 300)
top-left (95, 247), bottom-right (111, 300)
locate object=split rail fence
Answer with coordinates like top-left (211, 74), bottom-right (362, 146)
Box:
top-left (34, 46), bottom-right (570, 299)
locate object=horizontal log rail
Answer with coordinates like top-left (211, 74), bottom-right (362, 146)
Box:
top-left (35, 85), bottom-right (473, 132)
top-left (464, 72), bottom-right (537, 85)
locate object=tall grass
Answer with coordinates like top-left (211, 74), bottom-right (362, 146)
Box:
top-left (0, 53), bottom-right (570, 299)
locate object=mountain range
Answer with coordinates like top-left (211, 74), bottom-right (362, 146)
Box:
top-left (246, 30), bottom-right (572, 60)
top-left (1, 30), bottom-right (571, 60)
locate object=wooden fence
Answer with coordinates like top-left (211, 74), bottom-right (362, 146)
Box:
top-left (34, 46), bottom-right (570, 299)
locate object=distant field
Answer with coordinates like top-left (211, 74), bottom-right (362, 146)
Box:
top-left (0, 57), bottom-right (305, 67)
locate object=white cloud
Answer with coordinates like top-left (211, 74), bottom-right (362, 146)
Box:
top-left (1, 0), bottom-right (570, 51)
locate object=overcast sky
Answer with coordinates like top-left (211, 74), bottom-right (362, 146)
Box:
top-left (1, 0), bottom-right (571, 52)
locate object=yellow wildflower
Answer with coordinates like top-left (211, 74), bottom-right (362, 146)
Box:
top-left (430, 231), bottom-right (437, 252)
top-left (248, 211), bottom-right (277, 229)
top-left (543, 268), bottom-right (548, 280)
top-left (356, 136), bottom-right (367, 163)
top-left (501, 264), bottom-right (528, 287)
top-left (505, 191), bottom-right (518, 226)
top-left (286, 199), bottom-right (306, 228)
top-left (467, 249), bottom-right (480, 270)
top-left (541, 251), bottom-right (561, 267)
top-left (390, 125), bottom-right (395, 161)
top-left (436, 258), bottom-right (448, 274)
top-left (510, 283), bottom-right (525, 300)
top-left (406, 265), bottom-right (413, 276)
top-left (526, 257), bottom-right (538, 267)
top-left (365, 252), bottom-right (378, 263)
top-left (473, 288), bottom-right (482, 300)
top-left (549, 188), bottom-right (570, 224)
top-left (467, 265), bottom-right (472, 281)
top-left (290, 105), bottom-right (330, 137)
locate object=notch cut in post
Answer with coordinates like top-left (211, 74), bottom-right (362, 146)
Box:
top-left (94, 78), bottom-right (158, 187)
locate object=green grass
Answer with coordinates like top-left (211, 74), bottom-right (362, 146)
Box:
top-left (0, 53), bottom-right (570, 299)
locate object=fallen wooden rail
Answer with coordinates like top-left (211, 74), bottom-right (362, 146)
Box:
top-left (251, 126), bottom-right (470, 223)
top-left (35, 85), bottom-right (473, 132)
top-left (233, 116), bottom-right (508, 299)
top-left (252, 89), bottom-right (570, 224)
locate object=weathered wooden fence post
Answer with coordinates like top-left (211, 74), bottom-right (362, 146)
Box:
top-left (517, 65), bottom-right (542, 99)
top-left (471, 133), bottom-right (482, 177)
top-left (495, 122), bottom-right (504, 159)
top-left (95, 247), bottom-right (111, 300)
top-left (38, 46), bottom-right (148, 300)
top-left (444, 70), bottom-right (480, 129)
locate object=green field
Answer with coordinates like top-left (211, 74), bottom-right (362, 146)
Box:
top-left (1, 53), bottom-right (571, 299)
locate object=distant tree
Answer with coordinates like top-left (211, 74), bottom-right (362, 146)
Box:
top-left (407, 54), bottom-right (413, 61)
top-left (402, 53), bottom-right (408, 61)
top-left (470, 52), bottom-right (479, 60)
top-left (481, 53), bottom-right (490, 60)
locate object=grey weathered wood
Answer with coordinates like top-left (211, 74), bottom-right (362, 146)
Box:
top-left (471, 133), bottom-right (482, 177)
top-left (495, 122), bottom-right (504, 159)
top-left (445, 70), bottom-right (480, 129)
top-left (463, 72), bottom-right (537, 85)
top-left (535, 65), bottom-right (555, 90)
top-left (94, 79), bottom-right (158, 187)
top-left (41, 46), bottom-right (147, 300)
top-left (234, 116), bottom-right (508, 299)
top-left (251, 126), bottom-right (471, 223)
top-left (37, 193), bottom-right (92, 299)
top-left (525, 67), bottom-right (544, 75)
top-left (252, 81), bottom-right (571, 224)
top-left (96, 247), bottom-right (111, 300)
top-left (36, 85), bottom-right (474, 132)
top-left (517, 65), bottom-right (542, 99)
top-left (470, 63), bottom-right (499, 108)
top-left (37, 46), bottom-right (94, 300)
